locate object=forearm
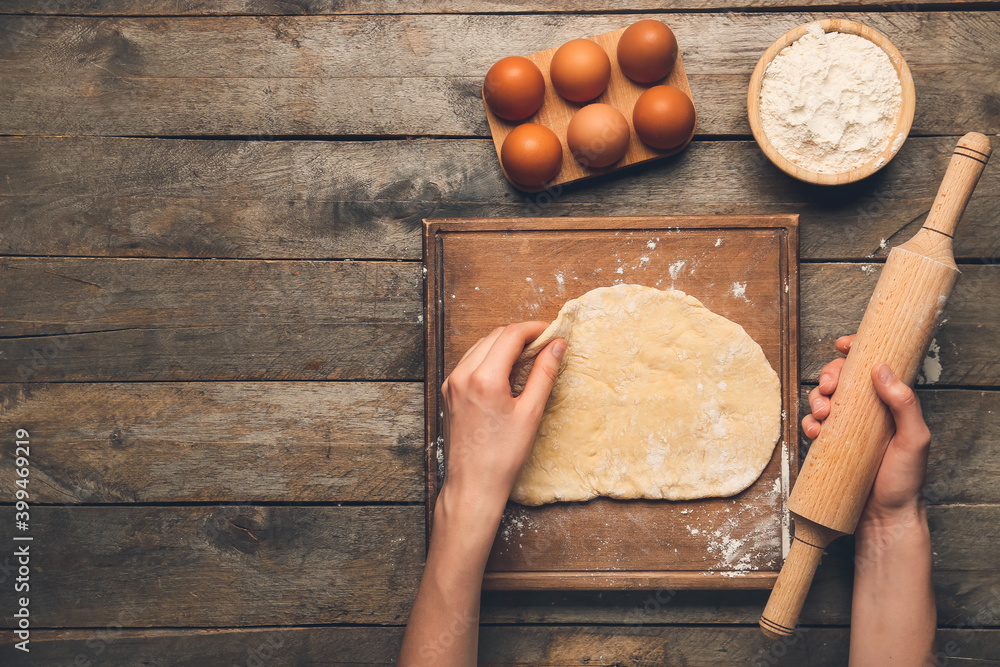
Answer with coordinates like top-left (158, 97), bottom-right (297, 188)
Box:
top-left (849, 505), bottom-right (936, 667)
top-left (397, 487), bottom-right (503, 666)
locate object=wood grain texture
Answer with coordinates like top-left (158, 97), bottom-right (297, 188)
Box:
top-left (0, 382), bottom-right (423, 502)
top-left (0, 385), bottom-right (991, 507)
top-left (0, 257), bottom-right (421, 381)
top-left (0, 258), bottom-right (419, 337)
top-left (0, 13), bottom-right (997, 137)
top-left (3, 0), bottom-right (998, 14)
top-left (1, 1), bottom-right (997, 658)
top-left (0, 504), bottom-right (993, 629)
top-left (479, 565), bottom-right (1000, 627)
top-left (3, 622), bottom-right (1000, 666)
top-left (0, 506), bottom-right (424, 628)
top-left (799, 261), bottom-right (1000, 386)
top-left (0, 257), bottom-right (995, 384)
top-left (2, 136), bottom-right (997, 262)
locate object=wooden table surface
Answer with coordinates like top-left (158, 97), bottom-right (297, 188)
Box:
top-left (0, 1), bottom-right (998, 664)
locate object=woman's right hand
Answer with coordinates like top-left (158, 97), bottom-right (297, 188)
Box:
top-left (802, 334), bottom-right (932, 529)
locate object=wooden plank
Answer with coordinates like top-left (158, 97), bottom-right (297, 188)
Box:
top-left (0, 504), bottom-right (994, 628)
top-left (1, 136), bottom-right (997, 262)
top-left (484, 502), bottom-right (1000, 627)
top-left (797, 388), bottom-right (1000, 507)
top-left (3, 626), bottom-right (1000, 666)
top-left (0, 385), bottom-right (990, 508)
top-left (1, 257), bottom-right (996, 383)
top-left (0, 323), bottom-right (420, 381)
top-left (0, 505), bottom-right (1000, 628)
top-left (1, 13), bottom-right (997, 137)
top-left (3, 0), bottom-right (998, 14)
top-left (800, 262), bottom-right (1000, 385)
top-left (0, 506), bottom-right (424, 628)
top-left (0, 257), bottom-right (422, 382)
top-left (480, 569), bottom-right (1000, 627)
top-left (0, 257), bottom-right (419, 338)
top-left (0, 382), bottom-right (423, 502)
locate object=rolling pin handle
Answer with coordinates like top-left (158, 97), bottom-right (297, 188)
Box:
top-left (759, 516), bottom-right (841, 639)
top-left (922, 132), bottom-right (992, 239)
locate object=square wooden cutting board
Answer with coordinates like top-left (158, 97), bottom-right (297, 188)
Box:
top-left (423, 215), bottom-right (799, 590)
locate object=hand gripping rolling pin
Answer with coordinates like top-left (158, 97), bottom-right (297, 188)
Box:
top-left (759, 132), bottom-right (992, 639)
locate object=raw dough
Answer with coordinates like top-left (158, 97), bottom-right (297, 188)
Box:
top-left (510, 284), bottom-right (781, 506)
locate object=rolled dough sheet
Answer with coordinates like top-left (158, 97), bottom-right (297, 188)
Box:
top-left (510, 284), bottom-right (781, 506)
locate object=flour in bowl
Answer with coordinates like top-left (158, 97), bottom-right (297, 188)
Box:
top-left (759, 23), bottom-right (902, 174)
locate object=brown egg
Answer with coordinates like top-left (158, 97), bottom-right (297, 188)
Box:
top-left (483, 56), bottom-right (546, 121)
top-left (567, 103), bottom-right (630, 168)
top-left (549, 39), bottom-right (611, 103)
top-left (616, 20), bottom-right (679, 84)
top-left (632, 85), bottom-right (696, 150)
top-left (501, 123), bottom-right (563, 187)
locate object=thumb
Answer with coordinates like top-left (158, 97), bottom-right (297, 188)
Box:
top-left (871, 363), bottom-right (932, 453)
top-left (517, 339), bottom-right (567, 413)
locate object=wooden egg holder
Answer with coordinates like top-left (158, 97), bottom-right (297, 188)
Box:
top-left (483, 25), bottom-right (697, 193)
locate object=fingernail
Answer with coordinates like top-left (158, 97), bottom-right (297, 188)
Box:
top-left (812, 399), bottom-right (822, 413)
top-left (877, 363), bottom-right (895, 384)
top-left (819, 373), bottom-right (831, 390)
top-left (553, 339), bottom-right (567, 360)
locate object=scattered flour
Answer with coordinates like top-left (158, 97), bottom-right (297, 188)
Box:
top-left (919, 337), bottom-right (942, 384)
top-left (554, 272), bottom-right (566, 293)
top-left (730, 281), bottom-right (750, 302)
top-left (435, 436), bottom-right (445, 481)
top-left (499, 506), bottom-right (537, 543)
top-left (668, 260), bottom-right (687, 281)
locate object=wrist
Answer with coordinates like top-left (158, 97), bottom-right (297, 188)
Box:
top-left (858, 498), bottom-right (927, 535)
top-left (856, 500), bottom-right (929, 558)
top-left (433, 483), bottom-right (505, 548)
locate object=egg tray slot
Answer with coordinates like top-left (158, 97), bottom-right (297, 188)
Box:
top-left (483, 25), bottom-right (697, 193)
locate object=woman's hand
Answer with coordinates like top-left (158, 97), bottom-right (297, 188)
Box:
top-left (439, 322), bottom-right (566, 523)
top-left (803, 335), bottom-right (936, 666)
top-left (801, 334), bottom-right (931, 528)
top-left (398, 322), bottom-right (564, 667)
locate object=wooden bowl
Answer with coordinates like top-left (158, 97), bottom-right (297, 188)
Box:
top-left (747, 19), bottom-right (915, 186)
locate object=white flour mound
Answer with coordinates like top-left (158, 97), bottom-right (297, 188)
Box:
top-left (759, 23), bottom-right (902, 174)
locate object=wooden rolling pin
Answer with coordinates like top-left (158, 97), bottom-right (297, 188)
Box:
top-left (760, 132), bottom-right (992, 639)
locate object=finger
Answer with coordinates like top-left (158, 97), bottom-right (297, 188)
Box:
top-left (807, 386), bottom-right (830, 419)
top-left (477, 321), bottom-right (550, 381)
top-left (835, 334), bottom-right (856, 356)
top-left (457, 326), bottom-right (507, 373)
top-left (871, 363), bottom-right (932, 454)
top-left (817, 358), bottom-right (846, 396)
top-left (518, 338), bottom-right (567, 413)
top-left (457, 332), bottom-right (491, 366)
top-left (802, 414), bottom-right (821, 439)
